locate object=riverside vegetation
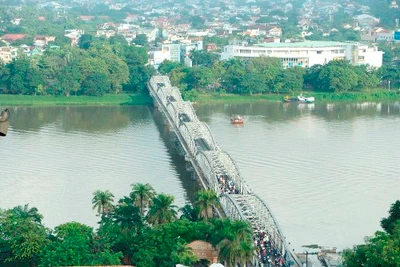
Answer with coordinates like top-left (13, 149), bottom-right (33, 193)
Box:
top-left (0, 184), bottom-right (256, 267)
top-left (0, 36), bottom-right (400, 106)
top-left (1, 182), bottom-right (398, 267)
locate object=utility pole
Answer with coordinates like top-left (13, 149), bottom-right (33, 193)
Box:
top-left (305, 251), bottom-right (308, 267)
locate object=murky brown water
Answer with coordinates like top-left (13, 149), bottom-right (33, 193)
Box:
top-left (1, 102), bottom-right (400, 251)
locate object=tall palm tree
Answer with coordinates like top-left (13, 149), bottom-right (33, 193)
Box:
top-left (229, 220), bottom-right (253, 242)
top-left (179, 204), bottom-right (201, 222)
top-left (147, 193), bottom-right (177, 226)
top-left (92, 190), bottom-right (115, 219)
top-left (131, 183), bottom-right (156, 216)
top-left (10, 204), bottom-right (43, 224)
top-left (194, 189), bottom-right (218, 220)
top-left (217, 238), bottom-right (241, 267)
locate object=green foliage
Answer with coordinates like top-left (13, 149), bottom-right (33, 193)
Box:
top-left (343, 200), bottom-right (400, 267)
top-left (92, 190), bottom-right (115, 219)
top-left (381, 200), bottom-right (400, 235)
top-left (195, 189), bottom-right (218, 221)
top-left (0, 36), bottom-right (150, 97)
top-left (39, 222), bottom-right (122, 267)
top-left (0, 205), bottom-right (47, 266)
top-left (147, 194), bottom-right (178, 226)
top-left (133, 34), bottom-right (148, 46)
top-left (78, 34), bottom-right (94, 50)
top-left (190, 50), bottom-right (219, 67)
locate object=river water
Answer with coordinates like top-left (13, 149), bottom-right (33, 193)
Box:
top-left (1, 102), bottom-right (400, 251)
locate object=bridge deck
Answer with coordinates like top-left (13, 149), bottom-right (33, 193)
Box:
top-left (148, 76), bottom-right (301, 267)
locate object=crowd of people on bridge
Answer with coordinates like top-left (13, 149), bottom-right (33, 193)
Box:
top-left (215, 173), bottom-right (290, 267)
top-left (253, 230), bottom-right (288, 267)
top-left (217, 174), bottom-right (239, 195)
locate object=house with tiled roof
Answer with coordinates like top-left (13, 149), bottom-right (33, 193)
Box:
top-left (1, 34), bottom-right (27, 43)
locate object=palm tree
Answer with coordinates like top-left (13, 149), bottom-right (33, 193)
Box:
top-left (179, 204), bottom-right (201, 222)
top-left (229, 220), bottom-right (253, 242)
top-left (131, 183), bottom-right (156, 216)
top-left (239, 240), bottom-right (256, 267)
top-left (217, 238), bottom-right (241, 267)
top-left (171, 240), bottom-right (199, 266)
top-left (92, 190), bottom-right (115, 219)
top-left (194, 189), bottom-right (218, 220)
top-left (113, 196), bottom-right (143, 231)
top-left (11, 204), bottom-right (43, 224)
top-left (147, 193), bottom-right (177, 226)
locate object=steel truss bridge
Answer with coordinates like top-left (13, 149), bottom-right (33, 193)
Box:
top-left (148, 76), bottom-right (301, 267)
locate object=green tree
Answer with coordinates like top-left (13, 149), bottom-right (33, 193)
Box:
top-left (194, 189), bottom-right (218, 221)
top-left (158, 60), bottom-right (184, 75)
top-left (81, 72), bottom-right (110, 96)
top-left (147, 194), bottom-right (178, 226)
top-left (381, 200), bottom-right (400, 235)
top-left (318, 61), bottom-right (359, 92)
top-left (133, 34), bottom-right (148, 46)
top-left (39, 222), bottom-right (103, 267)
top-left (179, 204), bottom-right (201, 222)
top-left (131, 183), bottom-right (156, 216)
top-left (0, 205), bottom-right (47, 267)
top-left (171, 240), bottom-right (199, 266)
top-left (113, 196), bottom-right (143, 231)
top-left (92, 190), bottom-right (115, 219)
top-left (78, 34), bottom-right (94, 50)
top-left (189, 16), bottom-right (206, 29)
top-left (190, 50), bottom-right (219, 67)
top-left (185, 66), bottom-right (217, 90)
top-left (273, 67), bottom-right (305, 93)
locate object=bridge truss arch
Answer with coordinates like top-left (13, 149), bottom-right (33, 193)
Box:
top-left (196, 150), bottom-right (247, 195)
top-left (148, 75), bottom-right (301, 267)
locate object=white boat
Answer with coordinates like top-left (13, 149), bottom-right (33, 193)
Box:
top-left (297, 94), bottom-right (315, 103)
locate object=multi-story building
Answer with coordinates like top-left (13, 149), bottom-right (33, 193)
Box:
top-left (220, 41), bottom-right (384, 68)
top-left (0, 46), bottom-right (17, 64)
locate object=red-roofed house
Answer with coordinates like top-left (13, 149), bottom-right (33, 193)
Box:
top-left (38, 16), bottom-right (46, 21)
top-left (1, 34), bottom-right (27, 42)
top-left (79, 16), bottom-right (94, 21)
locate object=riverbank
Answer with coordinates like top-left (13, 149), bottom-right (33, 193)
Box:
top-left (1, 90), bottom-right (399, 106)
top-left (191, 90), bottom-right (400, 104)
top-left (0, 93), bottom-right (153, 106)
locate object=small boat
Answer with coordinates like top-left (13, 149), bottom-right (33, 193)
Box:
top-left (231, 114), bottom-right (244, 124)
top-left (283, 94), bottom-right (315, 103)
top-left (297, 93), bottom-right (315, 103)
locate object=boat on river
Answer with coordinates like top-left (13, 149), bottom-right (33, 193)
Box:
top-left (284, 94), bottom-right (315, 103)
top-left (231, 114), bottom-right (244, 124)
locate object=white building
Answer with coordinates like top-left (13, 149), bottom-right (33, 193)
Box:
top-left (220, 41), bottom-right (384, 68)
top-left (180, 40), bottom-right (203, 57)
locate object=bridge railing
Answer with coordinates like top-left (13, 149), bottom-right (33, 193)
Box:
top-left (148, 75), bottom-right (300, 267)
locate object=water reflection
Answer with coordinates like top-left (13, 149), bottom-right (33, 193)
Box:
top-left (194, 101), bottom-right (400, 251)
top-left (194, 101), bottom-right (400, 123)
top-left (0, 106), bottom-right (190, 228)
top-left (8, 106), bottom-right (153, 134)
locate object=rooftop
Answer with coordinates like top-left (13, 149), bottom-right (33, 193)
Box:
top-left (253, 41), bottom-right (360, 48)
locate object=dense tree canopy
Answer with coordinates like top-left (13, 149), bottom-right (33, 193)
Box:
top-left (342, 200), bottom-right (400, 267)
top-left (0, 38), bottom-right (150, 96)
top-left (0, 186), bottom-right (256, 267)
top-left (160, 55), bottom-right (384, 97)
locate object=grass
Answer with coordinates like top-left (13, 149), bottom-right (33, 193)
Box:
top-left (190, 90), bottom-right (400, 104)
top-left (0, 93), bottom-right (153, 106)
top-left (1, 90), bottom-right (400, 107)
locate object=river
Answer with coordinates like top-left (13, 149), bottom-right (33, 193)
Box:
top-left (1, 102), bottom-right (400, 251)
